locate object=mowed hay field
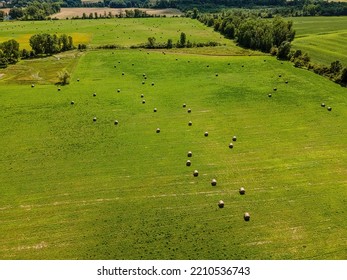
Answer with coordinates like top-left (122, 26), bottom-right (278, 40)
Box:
top-left (0, 17), bottom-right (234, 50)
top-left (0, 18), bottom-right (347, 260)
top-left (291, 16), bottom-right (347, 66)
top-left (52, 8), bottom-right (183, 19)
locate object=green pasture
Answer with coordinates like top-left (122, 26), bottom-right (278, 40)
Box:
top-left (0, 47), bottom-right (346, 259)
top-left (291, 16), bottom-right (347, 66)
top-left (0, 17), bottom-right (234, 49)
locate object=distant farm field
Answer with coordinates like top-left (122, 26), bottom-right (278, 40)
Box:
top-left (291, 16), bottom-right (347, 66)
top-left (0, 18), bottom-right (346, 260)
top-left (0, 17), bottom-right (235, 50)
top-left (52, 7), bottom-right (182, 19)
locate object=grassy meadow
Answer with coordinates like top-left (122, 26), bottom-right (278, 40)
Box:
top-left (0, 18), bottom-right (346, 260)
top-left (0, 17), bottom-right (232, 50)
top-left (291, 16), bottom-right (347, 66)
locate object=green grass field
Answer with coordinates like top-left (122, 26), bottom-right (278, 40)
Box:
top-left (0, 18), bottom-right (234, 49)
top-left (291, 16), bottom-right (347, 66)
top-left (0, 18), bottom-right (346, 260)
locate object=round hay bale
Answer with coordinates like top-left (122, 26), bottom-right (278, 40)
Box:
top-left (156, 128), bottom-right (160, 133)
top-left (204, 132), bottom-right (209, 137)
top-left (278, 74), bottom-right (282, 77)
top-left (31, 84), bottom-right (35, 88)
top-left (122, 72), bottom-right (125, 76)
top-left (142, 100), bottom-right (146, 104)
top-left (93, 117), bottom-right (97, 122)
top-left (153, 108), bottom-right (157, 112)
top-left (186, 160), bottom-right (191, 166)
top-left (143, 73), bottom-right (146, 77)
top-left (193, 170), bottom-right (199, 177)
top-left (114, 120), bottom-right (119, 125)
top-left (285, 80), bottom-right (288, 84)
top-left (244, 212), bottom-right (250, 221)
top-left (216, 73), bottom-right (218, 77)
top-left (71, 101), bottom-right (74, 105)
top-left (114, 65), bottom-right (117, 68)
top-left (58, 88), bottom-right (61, 91)
top-left (187, 151), bottom-right (192, 157)
top-left (268, 93), bottom-right (272, 98)
top-left (144, 76), bottom-right (147, 80)
top-left (327, 107), bottom-right (332, 111)
top-left (211, 179), bottom-right (217, 186)
top-left (207, 65), bottom-right (209, 68)
top-left (229, 143), bottom-right (234, 149)
top-left (77, 78), bottom-right (80, 82)
top-left (218, 200), bottom-right (224, 208)
top-left (273, 87), bottom-right (277, 91)
top-left (93, 93), bottom-right (96, 97)
top-left (242, 65), bottom-right (244, 68)
top-left (232, 136), bottom-right (237, 141)
top-left (321, 103), bottom-right (326, 107)
top-left (142, 81), bottom-right (145, 84)
top-left (187, 108), bottom-right (191, 113)
top-left (117, 89), bottom-right (121, 93)
top-left (183, 103), bottom-right (186, 108)
top-left (151, 82), bottom-right (154, 86)
top-left (239, 187), bottom-right (245, 195)
top-left (188, 121), bottom-right (192, 126)
top-left (141, 94), bottom-right (144, 98)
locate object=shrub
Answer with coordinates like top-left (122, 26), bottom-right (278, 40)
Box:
top-left (57, 70), bottom-right (70, 85)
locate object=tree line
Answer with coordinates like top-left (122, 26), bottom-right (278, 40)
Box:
top-left (0, 33), bottom-right (74, 68)
top-left (198, 12), bottom-right (295, 53)
top-left (154, 0), bottom-right (347, 16)
top-left (8, 1), bottom-right (61, 20)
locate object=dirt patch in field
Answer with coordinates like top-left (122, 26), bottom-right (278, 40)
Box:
top-left (53, 8), bottom-right (182, 19)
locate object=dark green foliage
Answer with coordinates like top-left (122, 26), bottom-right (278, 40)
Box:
top-left (29, 33), bottom-right (74, 56)
top-left (179, 32), bottom-right (186, 47)
top-left (147, 37), bottom-right (156, 48)
top-left (277, 41), bottom-right (291, 60)
top-left (0, 39), bottom-right (20, 67)
top-left (9, 7), bottom-right (24, 19)
top-left (272, 16), bottom-right (295, 47)
top-left (199, 13), bottom-right (294, 53)
top-left (78, 44), bottom-right (87, 50)
top-left (167, 39), bottom-right (173, 49)
top-left (58, 70), bottom-right (71, 85)
top-left (10, 1), bottom-right (61, 20)
top-left (337, 68), bottom-right (347, 86)
top-left (0, 10), bottom-right (5, 22)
